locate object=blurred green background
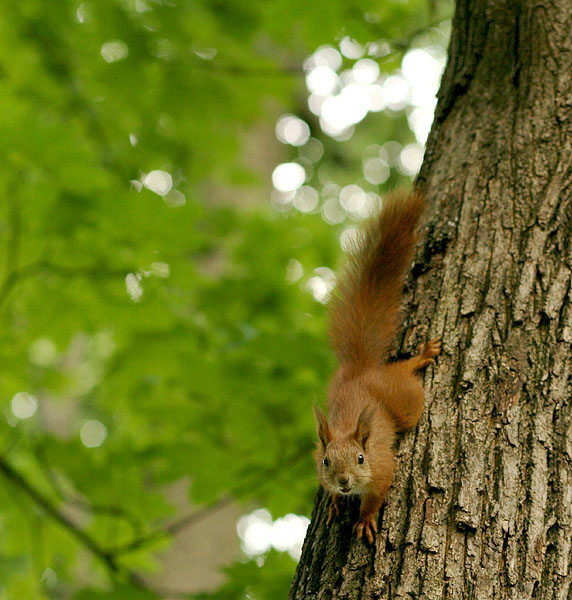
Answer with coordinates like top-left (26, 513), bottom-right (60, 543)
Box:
top-left (0, 1), bottom-right (452, 598)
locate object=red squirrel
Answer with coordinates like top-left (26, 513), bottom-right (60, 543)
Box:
top-left (314, 190), bottom-right (440, 543)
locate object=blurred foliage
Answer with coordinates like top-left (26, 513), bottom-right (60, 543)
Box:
top-left (0, 0), bottom-right (451, 598)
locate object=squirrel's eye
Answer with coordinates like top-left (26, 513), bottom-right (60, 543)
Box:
top-left (358, 454), bottom-right (364, 464)
top-left (323, 457), bottom-right (329, 468)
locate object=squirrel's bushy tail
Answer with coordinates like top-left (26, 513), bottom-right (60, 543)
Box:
top-left (329, 190), bottom-right (424, 366)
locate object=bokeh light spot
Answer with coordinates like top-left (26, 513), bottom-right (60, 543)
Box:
top-left (321, 198), bottom-right (346, 224)
top-left (144, 170), bottom-right (173, 196)
top-left (307, 46), bottom-right (342, 71)
top-left (150, 262), bottom-right (170, 278)
top-left (293, 186), bottom-right (319, 213)
top-left (399, 143), bottom-right (425, 176)
top-left (125, 273), bottom-right (143, 302)
top-left (352, 58), bottom-right (380, 85)
top-left (382, 75), bottom-right (410, 111)
top-left (402, 48), bottom-right (445, 97)
top-left (340, 36), bottom-right (364, 59)
top-left (236, 509), bottom-right (273, 556)
top-left (194, 47), bottom-right (218, 60)
top-left (306, 66), bottom-right (339, 96)
top-left (363, 157), bottom-right (390, 185)
top-left (80, 420), bottom-right (107, 448)
top-left (286, 259), bottom-right (304, 283)
top-left (340, 185), bottom-right (367, 216)
top-left (101, 40), bottom-right (129, 63)
top-left (272, 163), bottom-right (305, 192)
top-left (163, 189), bottom-right (186, 207)
top-left (76, 4), bottom-right (88, 23)
top-left (275, 115), bottom-right (311, 146)
top-left (319, 82), bottom-right (371, 137)
top-left (305, 267), bottom-right (335, 303)
top-left (11, 393), bottom-right (38, 420)
top-left (367, 84), bottom-right (386, 112)
top-left (271, 514), bottom-right (311, 560)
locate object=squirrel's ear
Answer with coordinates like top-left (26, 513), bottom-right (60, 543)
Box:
top-left (354, 406), bottom-right (374, 449)
top-left (313, 405), bottom-right (332, 449)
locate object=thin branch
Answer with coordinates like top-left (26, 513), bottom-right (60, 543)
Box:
top-left (33, 446), bottom-right (143, 537)
top-left (0, 260), bottom-right (132, 311)
top-left (197, 11), bottom-right (451, 79)
top-left (112, 441), bottom-right (312, 556)
top-left (112, 495), bottom-right (233, 556)
top-left (348, 3), bottom-right (449, 49)
top-left (199, 14), bottom-right (450, 80)
top-left (23, 17), bottom-right (134, 182)
top-left (0, 453), bottom-right (194, 598)
top-left (0, 453), bottom-right (119, 572)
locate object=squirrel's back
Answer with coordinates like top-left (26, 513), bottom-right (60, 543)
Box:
top-left (328, 190), bottom-right (424, 366)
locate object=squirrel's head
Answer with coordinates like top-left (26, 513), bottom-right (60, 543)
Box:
top-left (313, 405), bottom-right (374, 496)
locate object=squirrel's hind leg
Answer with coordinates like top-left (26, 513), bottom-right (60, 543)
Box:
top-left (375, 338), bottom-right (441, 430)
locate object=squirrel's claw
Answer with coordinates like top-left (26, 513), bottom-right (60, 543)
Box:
top-left (416, 337), bottom-right (441, 369)
top-left (354, 515), bottom-right (377, 543)
top-left (419, 337), bottom-right (441, 358)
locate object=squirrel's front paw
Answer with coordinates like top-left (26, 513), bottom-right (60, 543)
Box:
top-left (353, 514), bottom-right (377, 543)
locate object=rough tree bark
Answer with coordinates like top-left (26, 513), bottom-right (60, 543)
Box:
top-left (290, 1), bottom-right (572, 598)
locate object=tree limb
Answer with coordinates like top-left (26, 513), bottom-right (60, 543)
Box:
top-left (112, 441), bottom-right (312, 555)
top-left (33, 446), bottom-right (144, 538)
top-left (0, 453), bottom-right (188, 598)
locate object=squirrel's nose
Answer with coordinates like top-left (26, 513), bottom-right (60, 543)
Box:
top-left (338, 475), bottom-right (349, 486)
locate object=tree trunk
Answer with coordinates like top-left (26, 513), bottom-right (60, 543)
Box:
top-left (290, 1), bottom-right (572, 598)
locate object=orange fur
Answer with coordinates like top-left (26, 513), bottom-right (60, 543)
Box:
top-left (315, 191), bottom-right (440, 543)
top-left (329, 190), bottom-right (425, 366)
